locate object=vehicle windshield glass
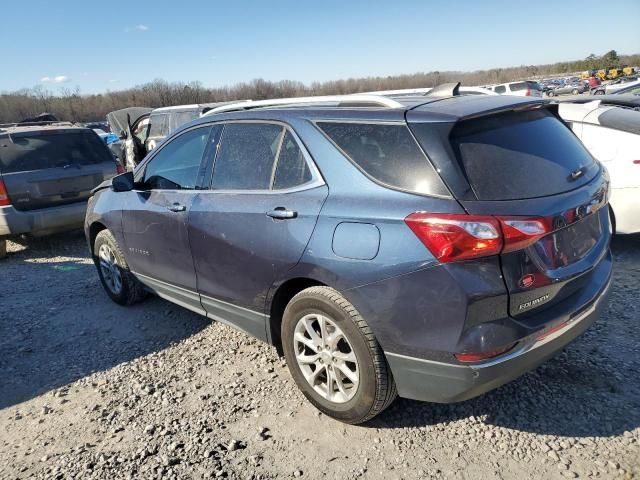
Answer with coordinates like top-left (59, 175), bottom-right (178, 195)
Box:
top-left (450, 108), bottom-right (599, 200)
top-left (0, 130), bottom-right (113, 173)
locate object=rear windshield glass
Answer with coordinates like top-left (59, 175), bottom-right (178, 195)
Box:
top-left (597, 107), bottom-right (640, 136)
top-left (317, 122), bottom-right (449, 196)
top-left (450, 109), bottom-right (598, 200)
top-left (510, 81), bottom-right (541, 91)
top-left (0, 130), bottom-right (113, 173)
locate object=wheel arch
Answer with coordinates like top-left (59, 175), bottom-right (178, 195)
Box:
top-left (268, 277), bottom-right (327, 355)
top-left (89, 221), bottom-right (108, 256)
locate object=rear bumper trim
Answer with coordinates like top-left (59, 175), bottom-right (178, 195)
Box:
top-left (0, 202), bottom-right (87, 237)
top-left (385, 273), bottom-right (612, 403)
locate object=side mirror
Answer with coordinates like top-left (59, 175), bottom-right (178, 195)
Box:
top-left (112, 171), bottom-right (134, 192)
top-left (119, 129), bottom-right (128, 140)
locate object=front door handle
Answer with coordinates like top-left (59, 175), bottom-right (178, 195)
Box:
top-left (267, 208), bottom-right (297, 219)
top-left (167, 202), bottom-right (186, 212)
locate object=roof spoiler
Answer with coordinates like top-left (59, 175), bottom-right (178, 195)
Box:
top-left (425, 82), bottom-right (461, 97)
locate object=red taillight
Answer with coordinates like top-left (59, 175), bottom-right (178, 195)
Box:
top-left (116, 163), bottom-right (125, 174)
top-left (633, 160), bottom-right (640, 165)
top-left (405, 213), bottom-right (553, 263)
top-left (0, 180), bottom-right (10, 206)
top-left (498, 217), bottom-right (552, 253)
top-left (454, 342), bottom-right (516, 363)
top-left (405, 213), bottom-right (502, 263)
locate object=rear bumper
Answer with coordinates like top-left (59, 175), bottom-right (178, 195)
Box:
top-left (610, 187), bottom-right (640, 234)
top-left (0, 202), bottom-right (87, 237)
top-left (386, 272), bottom-right (612, 403)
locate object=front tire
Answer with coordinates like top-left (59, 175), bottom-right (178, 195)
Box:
top-left (93, 229), bottom-right (147, 305)
top-left (572, 88), bottom-right (579, 95)
top-left (547, 90), bottom-right (554, 97)
top-left (281, 286), bottom-right (396, 424)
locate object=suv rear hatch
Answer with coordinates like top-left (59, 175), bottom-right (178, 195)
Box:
top-left (0, 128), bottom-right (118, 211)
top-left (409, 103), bottom-right (610, 323)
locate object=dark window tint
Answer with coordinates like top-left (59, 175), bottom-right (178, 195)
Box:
top-left (0, 130), bottom-right (113, 173)
top-left (273, 131), bottom-right (312, 189)
top-left (451, 109), bottom-right (598, 200)
top-left (212, 123), bottom-right (283, 190)
top-left (148, 113), bottom-right (169, 138)
top-left (317, 122), bottom-right (446, 196)
top-left (494, 85), bottom-right (506, 94)
top-left (143, 126), bottom-right (211, 189)
top-left (510, 81), bottom-right (542, 92)
top-left (598, 108), bottom-right (640, 136)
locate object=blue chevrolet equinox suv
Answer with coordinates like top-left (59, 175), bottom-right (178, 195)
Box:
top-left (85, 85), bottom-right (612, 424)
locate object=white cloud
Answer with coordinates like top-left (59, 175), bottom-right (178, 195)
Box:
top-left (126, 24), bottom-right (149, 32)
top-left (40, 75), bottom-right (71, 83)
top-left (108, 79), bottom-right (120, 83)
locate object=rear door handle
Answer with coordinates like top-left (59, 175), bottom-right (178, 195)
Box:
top-left (167, 203), bottom-right (186, 212)
top-left (267, 208), bottom-right (297, 219)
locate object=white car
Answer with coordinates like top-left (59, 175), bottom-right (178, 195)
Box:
top-left (558, 100), bottom-right (640, 234)
top-left (487, 81), bottom-right (543, 97)
top-left (605, 78), bottom-right (640, 94)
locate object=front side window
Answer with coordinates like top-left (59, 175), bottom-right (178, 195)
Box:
top-left (148, 113), bottom-right (169, 139)
top-left (494, 85), bottom-right (506, 94)
top-left (273, 131), bottom-right (313, 190)
top-left (143, 126), bottom-right (211, 189)
top-left (211, 123), bottom-right (283, 190)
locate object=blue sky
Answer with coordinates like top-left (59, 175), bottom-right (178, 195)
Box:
top-left (1, 0), bottom-right (639, 94)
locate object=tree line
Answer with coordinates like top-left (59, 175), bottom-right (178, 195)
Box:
top-left (1, 50), bottom-right (638, 124)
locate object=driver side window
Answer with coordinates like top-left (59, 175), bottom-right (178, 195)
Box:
top-left (143, 126), bottom-right (212, 190)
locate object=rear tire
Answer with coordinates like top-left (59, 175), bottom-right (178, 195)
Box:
top-left (93, 229), bottom-right (147, 305)
top-left (572, 88), bottom-right (579, 95)
top-left (281, 286), bottom-right (397, 424)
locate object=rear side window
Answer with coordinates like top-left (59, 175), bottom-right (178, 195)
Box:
top-left (317, 122), bottom-right (447, 196)
top-left (273, 131), bottom-right (313, 190)
top-left (0, 130), bottom-right (113, 173)
top-left (451, 109), bottom-right (599, 200)
top-left (212, 123), bottom-right (283, 190)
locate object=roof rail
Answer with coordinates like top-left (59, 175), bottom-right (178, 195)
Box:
top-left (357, 85), bottom-right (497, 97)
top-left (202, 95), bottom-right (404, 116)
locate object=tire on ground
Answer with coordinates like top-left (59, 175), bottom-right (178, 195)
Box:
top-left (0, 238), bottom-right (6, 259)
top-left (93, 229), bottom-right (147, 305)
top-left (281, 286), bottom-right (397, 424)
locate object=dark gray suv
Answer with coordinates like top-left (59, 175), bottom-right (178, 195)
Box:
top-left (0, 122), bottom-right (122, 258)
top-left (85, 89), bottom-right (612, 424)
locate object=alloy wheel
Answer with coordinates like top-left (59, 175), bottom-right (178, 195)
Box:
top-left (293, 313), bottom-right (359, 403)
top-left (98, 244), bottom-right (122, 295)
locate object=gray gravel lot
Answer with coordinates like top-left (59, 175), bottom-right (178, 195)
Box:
top-left (0, 231), bottom-right (638, 479)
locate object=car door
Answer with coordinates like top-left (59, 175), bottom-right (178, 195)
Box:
top-left (120, 125), bottom-right (214, 313)
top-left (188, 122), bottom-right (328, 340)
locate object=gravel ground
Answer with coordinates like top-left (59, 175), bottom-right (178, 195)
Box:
top-left (0, 231), bottom-right (638, 480)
